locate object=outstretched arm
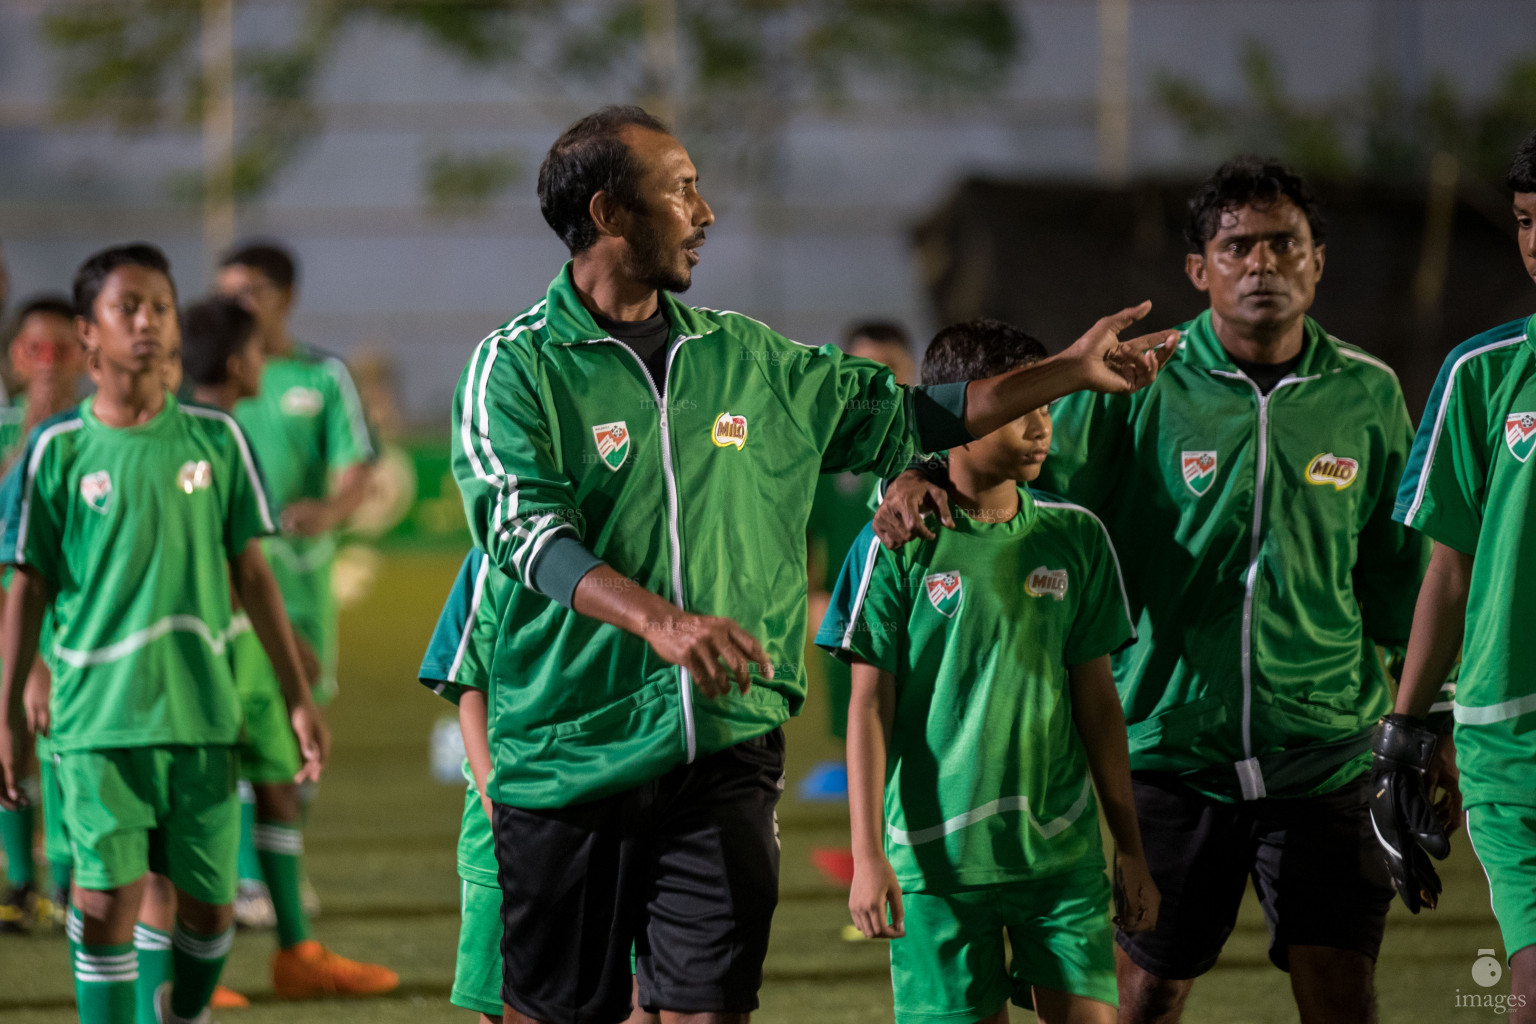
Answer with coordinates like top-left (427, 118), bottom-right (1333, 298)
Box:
top-left (962, 302), bottom-right (1176, 438)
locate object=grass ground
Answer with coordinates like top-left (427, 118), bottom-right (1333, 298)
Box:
top-left (0, 550), bottom-right (1514, 1023)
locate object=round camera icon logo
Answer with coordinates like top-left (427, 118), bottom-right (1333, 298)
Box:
top-left (1472, 948), bottom-right (1503, 988)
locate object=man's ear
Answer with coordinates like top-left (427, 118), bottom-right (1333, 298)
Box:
top-left (1312, 242), bottom-right (1326, 285)
top-left (588, 191), bottom-right (629, 240)
top-left (1184, 252), bottom-right (1209, 293)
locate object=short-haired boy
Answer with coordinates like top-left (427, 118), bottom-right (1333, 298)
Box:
top-left (1383, 129), bottom-right (1536, 1018)
top-left (817, 319), bottom-right (1158, 1024)
top-left (179, 294), bottom-right (397, 999)
top-left (0, 244), bottom-right (327, 1024)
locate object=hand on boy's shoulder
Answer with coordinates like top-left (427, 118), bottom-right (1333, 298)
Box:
top-left (873, 472), bottom-right (953, 550)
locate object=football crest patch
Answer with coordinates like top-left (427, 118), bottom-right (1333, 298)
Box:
top-left (1305, 453), bottom-right (1360, 490)
top-left (924, 572), bottom-right (963, 618)
top-left (592, 421), bottom-right (630, 471)
top-left (80, 471), bottom-right (112, 514)
top-left (712, 412), bottom-right (748, 449)
top-left (1025, 566), bottom-right (1069, 601)
top-left (1182, 450), bottom-right (1217, 496)
top-left (1506, 413), bottom-right (1536, 463)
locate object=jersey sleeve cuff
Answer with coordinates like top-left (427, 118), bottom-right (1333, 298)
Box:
top-left (527, 535), bottom-right (605, 610)
top-left (911, 381), bottom-right (973, 453)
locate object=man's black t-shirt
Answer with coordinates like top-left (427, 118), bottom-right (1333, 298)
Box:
top-left (593, 309), bottom-right (673, 387)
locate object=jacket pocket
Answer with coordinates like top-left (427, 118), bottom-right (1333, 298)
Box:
top-left (550, 682), bottom-right (670, 739)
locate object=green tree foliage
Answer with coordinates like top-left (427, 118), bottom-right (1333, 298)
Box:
top-left (1156, 37), bottom-right (1536, 185)
top-left (42, 0), bottom-right (1023, 210)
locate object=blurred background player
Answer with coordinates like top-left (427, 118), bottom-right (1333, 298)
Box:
top-left (819, 320), bottom-right (1156, 1024)
top-left (177, 294), bottom-right (396, 1001)
top-left (216, 241), bottom-right (376, 927)
top-left (0, 293), bottom-right (87, 933)
top-left (0, 243), bottom-right (327, 1024)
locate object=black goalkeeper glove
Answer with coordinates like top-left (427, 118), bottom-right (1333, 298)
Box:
top-left (1369, 713), bottom-right (1451, 913)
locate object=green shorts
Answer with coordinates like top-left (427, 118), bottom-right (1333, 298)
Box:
top-left (890, 868), bottom-right (1117, 1024)
top-left (57, 746), bottom-right (239, 904)
top-left (232, 632), bottom-right (302, 785)
top-left (455, 878), bottom-right (504, 1015)
top-left (1466, 804), bottom-right (1536, 959)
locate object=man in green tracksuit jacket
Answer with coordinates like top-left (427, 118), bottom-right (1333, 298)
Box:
top-left (877, 158), bottom-right (1428, 1024)
top-left (449, 105), bottom-right (1176, 1024)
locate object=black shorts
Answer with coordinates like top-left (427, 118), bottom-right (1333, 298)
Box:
top-left (1116, 772), bottom-right (1394, 979)
top-left (492, 728), bottom-right (785, 1024)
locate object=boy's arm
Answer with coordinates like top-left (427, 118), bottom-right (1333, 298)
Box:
top-left (1369, 540), bottom-right (1470, 913)
top-left (230, 540), bottom-right (329, 783)
top-left (0, 566), bottom-right (47, 808)
top-left (847, 659), bottom-right (903, 939)
top-left (1069, 654), bottom-right (1159, 933)
top-left (459, 688), bottom-right (494, 825)
top-left (281, 461), bottom-right (372, 537)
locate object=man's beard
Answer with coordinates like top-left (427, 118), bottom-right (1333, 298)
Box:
top-left (623, 215), bottom-right (692, 294)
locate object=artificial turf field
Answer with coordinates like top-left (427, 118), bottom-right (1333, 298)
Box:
top-left (0, 550), bottom-right (1514, 1023)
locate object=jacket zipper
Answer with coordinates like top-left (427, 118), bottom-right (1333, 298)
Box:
top-left (1213, 369), bottom-right (1317, 800)
top-left (600, 335), bottom-right (698, 763)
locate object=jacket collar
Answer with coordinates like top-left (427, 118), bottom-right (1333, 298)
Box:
top-left (1180, 307), bottom-right (1345, 378)
top-left (542, 261), bottom-right (721, 346)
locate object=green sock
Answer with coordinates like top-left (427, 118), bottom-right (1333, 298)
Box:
top-left (133, 924), bottom-right (171, 1024)
top-left (254, 821), bottom-right (311, 947)
top-left (75, 940), bottom-right (137, 1024)
top-left (0, 798), bottom-right (36, 888)
top-left (170, 923), bottom-right (233, 1020)
top-left (236, 782), bottom-right (263, 886)
top-left (49, 858), bottom-right (72, 894)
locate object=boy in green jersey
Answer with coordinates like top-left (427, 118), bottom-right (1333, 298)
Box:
top-left (817, 320), bottom-right (1158, 1024)
top-left (178, 295), bottom-right (397, 1000)
top-left (1384, 130), bottom-right (1536, 1019)
top-left (0, 244), bottom-right (328, 1024)
top-left (217, 240), bottom-right (374, 925)
top-left (418, 549), bottom-right (659, 1024)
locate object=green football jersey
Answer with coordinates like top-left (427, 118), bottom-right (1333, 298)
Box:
top-left (1395, 313), bottom-right (1536, 807)
top-left (815, 488), bottom-right (1135, 893)
top-left (1, 396), bottom-right (275, 752)
top-left (0, 397), bottom-right (27, 469)
top-left (419, 548), bottom-right (507, 886)
top-left (232, 344), bottom-right (374, 642)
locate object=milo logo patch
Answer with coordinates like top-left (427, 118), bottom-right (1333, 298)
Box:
top-left (712, 412), bottom-right (748, 449)
top-left (1024, 566), bottom-right (1068, 601)
top-left (1305, 453), bottom-right (1360, 490)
